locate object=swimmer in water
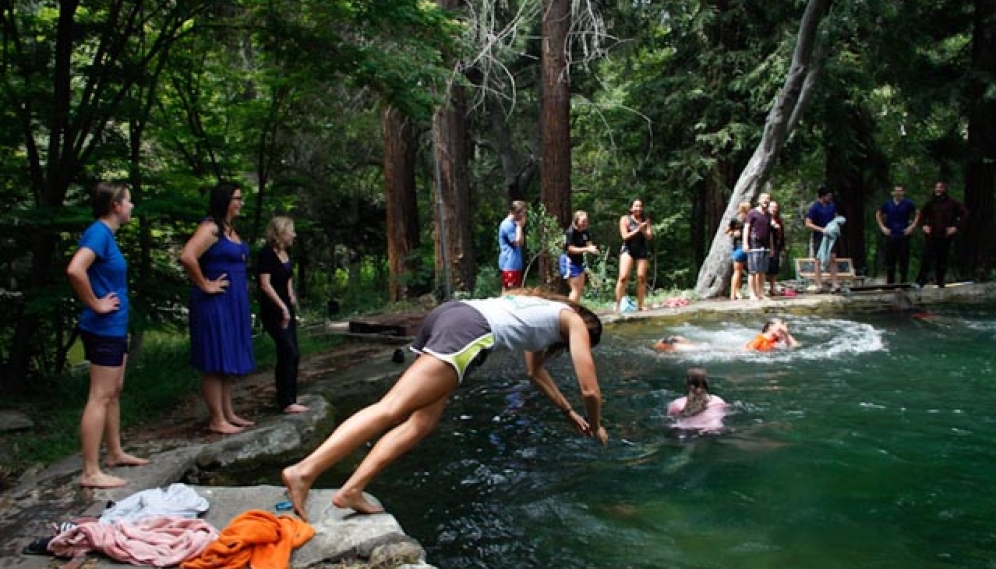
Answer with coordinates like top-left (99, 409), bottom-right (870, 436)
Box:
top-left (653, 335), bottom-right (695, 351)
top-left (667, 367), bottom-right (728, 432)
top-left (744, 318), bottom-right (799, 352)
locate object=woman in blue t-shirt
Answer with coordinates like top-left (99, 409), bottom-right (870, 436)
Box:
top-left (66, 182), bottom-right (149, 488)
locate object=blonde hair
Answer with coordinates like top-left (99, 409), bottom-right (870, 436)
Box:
top-left (736, 202), bottom-right (751, 219)
top-left (265, 216), bottom-right (294, 248)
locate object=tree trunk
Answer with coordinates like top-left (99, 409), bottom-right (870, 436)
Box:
top-left (959, 0), bottom-right (996, 279)
top-left (490, 104), bottom-right (537, 202)
top-left (540, 0), bottom-right (572, 285)
top-left (432, 83), bottom-right (475, 297)
top-left (694, 0), bottom-right (831, 298)
top-left (382, 106), bottom-right (421, 302)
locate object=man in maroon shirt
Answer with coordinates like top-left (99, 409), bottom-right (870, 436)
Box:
top-left (916, 181), bottom-right (968, 288)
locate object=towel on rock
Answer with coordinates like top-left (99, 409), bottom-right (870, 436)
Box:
top-left (100, 483), bottom-right (210, 524)
top-left (181, 510), bottom-right (315, 569)
top-left (47, 516), bottom-right (218, 567)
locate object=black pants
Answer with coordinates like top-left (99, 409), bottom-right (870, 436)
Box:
top-left (917, 236), bottom-right (951, 287)
top-left (883, 237), bottom-right (910, 284)
top-left (263, 316), bottom-right (300, 408)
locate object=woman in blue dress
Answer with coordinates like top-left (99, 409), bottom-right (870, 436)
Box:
top-left (180, 181), bottom-right (256, 434)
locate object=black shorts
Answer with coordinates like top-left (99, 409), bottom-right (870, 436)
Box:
top-left (80, 330), bottom-right (128, 367)
top-left (411, 301), bottom-right (494, 384)
top-left (767, 254), bottom-right (781, 276)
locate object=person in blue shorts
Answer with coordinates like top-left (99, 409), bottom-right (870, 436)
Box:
top-left (743, 193), bottom-right (773, 300)
top-left (66, 182), bottom-right (149, 488)
top-left (560, 210), bottom-right (598, 302)
top-left (281, 290), bottom-right (607, 521)
top-left (726, 202), bottom-right (750, 300)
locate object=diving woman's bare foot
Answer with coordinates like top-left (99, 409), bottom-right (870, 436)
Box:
top-left (208, 421), bottom-right (244, 435)
top-left (80, 472), bottom-right (128, 489)
top-left (333, 489), bottom-right (385, 514)
top-left (105, 453), bottom-right (150, 467)
top-left (281, 467), bottom-right (312, 522)
top-left (229, 416), bottom-right (255, 427)
top-left (283, 404), bottom-right (309, 414)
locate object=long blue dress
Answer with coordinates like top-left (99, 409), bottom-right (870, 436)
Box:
top-left (189, 232), bottom-right (256, 374)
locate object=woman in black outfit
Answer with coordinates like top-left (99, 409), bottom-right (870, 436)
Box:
top-left (258, 216), bottom-right (307, 413)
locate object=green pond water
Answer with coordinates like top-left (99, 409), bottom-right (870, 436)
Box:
top-left (251, 306), bottom-right (996, 569)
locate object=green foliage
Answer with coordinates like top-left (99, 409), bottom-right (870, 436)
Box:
top-left (522, 203), bottom-right (568, 285)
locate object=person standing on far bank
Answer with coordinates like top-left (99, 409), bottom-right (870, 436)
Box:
top-left (614, 199), bottom-right (653, 312)
top-left (560, 210), bottom-right (598, 303)
top-left (875, 184), bottom-right (920, 284)
top-left (498, 201), bottom-right (527, 292)
top-left (743, 193), bottom-right (773, 301)
top-left (916, 181), bottom-right (968, 288)
top-left (805, 186), bottom-right (840, 292)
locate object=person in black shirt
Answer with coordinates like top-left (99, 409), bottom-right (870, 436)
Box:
top-left (258, 216), bottom-right (307, 414)
top-left (916, 181), bottom-right (968, 288)
top-left (560, 211), bottom-right (598, 303)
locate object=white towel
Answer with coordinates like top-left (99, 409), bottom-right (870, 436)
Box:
top-left (100, 483), bottom-right (210, 525)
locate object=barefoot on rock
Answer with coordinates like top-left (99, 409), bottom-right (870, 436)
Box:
top-left (208, 421), bottom-right (244, 435)
top-left (333, 489), bottom-right (385, 515)
top-left (105, 453), bottom-right (150, 468)
top-left (229, 416), bottom-right (255, 428)
top-left (281, 467), bottom-right (312, 522)
top-left (80, 472), bottom-right (128, 489)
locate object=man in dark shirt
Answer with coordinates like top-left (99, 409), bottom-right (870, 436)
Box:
top-left (805, 186), bottom-right (838, 291)
top-left (743, 192), bottom-right (773, 300)
top-left (875, 184), bottom-right (920, 284)
top-left (916, 181), bottom-right (968, 288)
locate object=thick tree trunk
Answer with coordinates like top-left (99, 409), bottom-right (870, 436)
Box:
top-left (694, 0), bottom-right (831, 298)
top-left (491, 105), bottom-right (537, 202)
top-left (540, 0), bottom-right (572, 285)
top-left (433, 84), bottom-right (475, 296)
top-left (382, 106), bottom-right (421, 302)
top-left (959, 0), bottom-right (996, 279)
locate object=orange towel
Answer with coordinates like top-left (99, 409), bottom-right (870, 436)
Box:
top-left (181, 510), bottom-right (315, 569)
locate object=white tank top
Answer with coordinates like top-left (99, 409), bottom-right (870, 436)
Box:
top-left (462, 296), bottom-right (570, 352)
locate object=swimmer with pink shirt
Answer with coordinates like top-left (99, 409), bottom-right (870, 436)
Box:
top-left (667, 367), bottom-right (728, 433)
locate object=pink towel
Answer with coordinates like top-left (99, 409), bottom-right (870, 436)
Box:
top-left (48, 516), bottom-right (219, 567)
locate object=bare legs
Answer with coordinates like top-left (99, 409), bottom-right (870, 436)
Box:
top-left (730, 261), bottom-right (745, 300)
top-left (203, 373), bottom-right (255, 434)
top-left (80, 357), bottom-right (147, 488)
top-left (615, 255), bottom-right (648, 310)
top-left (813, 254), bottom-right (839, 291)
top-left (282, 356), bottom-right (458, 521)
top-left (567, 273), bottom-right (586, 304)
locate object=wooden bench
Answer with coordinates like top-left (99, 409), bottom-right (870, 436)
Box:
top-left (793, 257), bottom-right (864, 291)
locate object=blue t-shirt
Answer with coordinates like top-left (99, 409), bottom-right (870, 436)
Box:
top-left (498, 217), bottom-right (523, 271)
top-left (806, 200), bottom-right (837, 229)
top-left (77, 221), bottom-right (129, 337)
top-left (879, 198), bottom-right (917, 238)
